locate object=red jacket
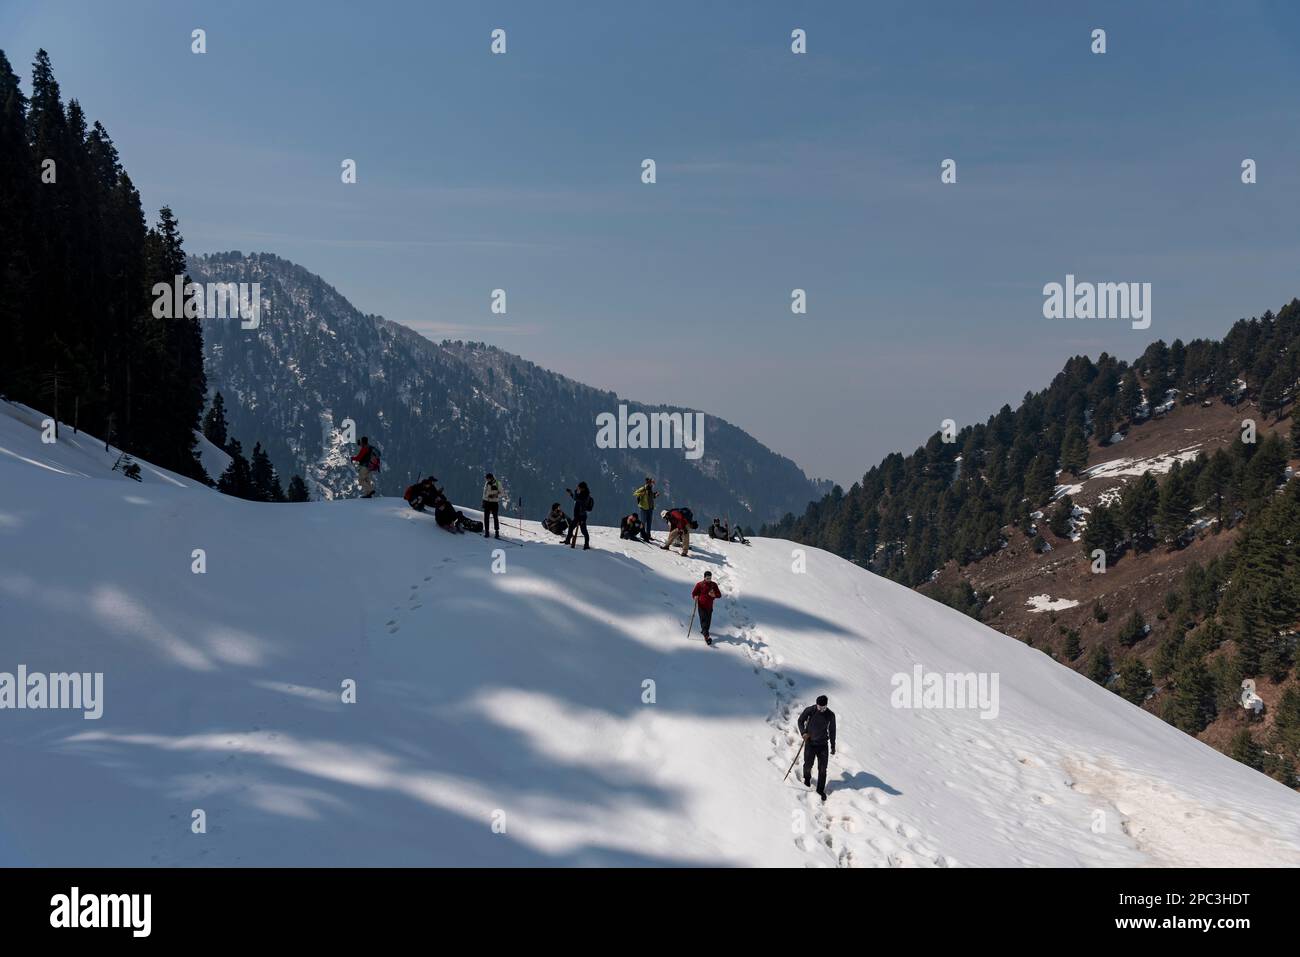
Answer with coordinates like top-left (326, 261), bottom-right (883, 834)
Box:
top-left (351, 444), bottom-right (370, 464)
top-left (667, 509), bottom-right (689, 530)
top-left (692, 580), bottom-right (721, 610)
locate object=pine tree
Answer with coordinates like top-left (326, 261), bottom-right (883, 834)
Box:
top-left (217, 439), bottom-right (254, 500)
top-left (1061, 628), bottom-right (1081, 661)
top-left (1023, 452), bottom-right (1058, 505)
top-left (286, 475), bottom-right (310, 502)
top-left (249, 442), bottom-right (276, 503)
top-left (202, 392), bottom-right (229, 450)
top-left (1156, 461), bottom-right (1194, 544)
top-left (1086, 645), bottom-right (1112, 685)
top-left (1083, 502), bottom-right (1122, 565)
top-left (1115, 657), bottom-right (1153, 705)
top-left (1059, 425), bottom-right (1089, 476)
top-left (1048, 495), bottom-right (1073, 538)
top-left (1121, 472), bottom-right (1160, 550)
top-left (1164, 661), bottom-right (1217, 734)
top-left (1228, 730), bottom-right (1264, 771)
top-left (1117, 611), bottom-right (1147, 647)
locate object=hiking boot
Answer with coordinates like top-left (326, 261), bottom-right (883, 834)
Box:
top-left (818, 791), bottom-right (827, 802)
top-left (803, 777), bottom-right (811, 787)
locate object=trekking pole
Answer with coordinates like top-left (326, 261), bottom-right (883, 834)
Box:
top-left (783, 738), bottom-right (806, 782)
top-left (686, 600), bottom-right (698, 638)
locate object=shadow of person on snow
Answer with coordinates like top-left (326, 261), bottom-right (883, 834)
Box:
top-left (834, 770), bottom-right (903, 796)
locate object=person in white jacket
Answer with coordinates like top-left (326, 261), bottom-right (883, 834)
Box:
top-left (482, 472), bottom-right (502, 539)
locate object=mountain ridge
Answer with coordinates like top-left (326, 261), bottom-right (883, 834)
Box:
top-left (191, 250), bottom-right (830, 524)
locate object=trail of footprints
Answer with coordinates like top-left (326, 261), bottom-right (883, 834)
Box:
top-left (712, 562), bottom-right (957, 869)
top-left (387, 559), bottom-right (454, 634)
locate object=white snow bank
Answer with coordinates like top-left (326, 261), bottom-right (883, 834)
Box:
top-left (1025, 595), bottom-right (1081, 613)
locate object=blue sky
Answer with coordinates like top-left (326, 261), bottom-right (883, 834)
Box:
top-left (4, 0), bottom-right (1300, 486)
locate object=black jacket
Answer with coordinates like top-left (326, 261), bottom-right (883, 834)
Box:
top-left (569, 488), bottom-right (593, 519)
top-left (798, 705), bottom-right (836, 748)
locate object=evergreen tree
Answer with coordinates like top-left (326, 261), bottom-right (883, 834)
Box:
top-left (1115, 657), bottom-right (1153, 705)
top-left (1059, 425), bottom-right (1089, 476)
top-left (1117, 611), bottom-right (1148, 647)
top-left (202, 392), bottom-right (229, 450)
top-left (1156, 461), bottom-right (1194, 544)
top-left (217, 439), bottom-right (254, 500)
top-left (1048, 495), bottom-right (1073, 538)
top-left (1061, 628), bottom-right (1081, 661)
top-left (1121, 471), bottom-right (1160, 550)
top-left (1228, 730), bottom-right (1264, 771)
top-left (1083, 502), bottom-right (1122, 565)
top-left (249, 442), bottom-right (277, 503)
top-left (1086, 645), bottom-right (1112, 685)
top-left (286, 474), bottom-right (310, 502)
top-left (1164, 661), bottom-right (1218, 734)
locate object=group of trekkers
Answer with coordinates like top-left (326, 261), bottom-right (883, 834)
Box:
top-left (372, 441), bottom-right (838, 800)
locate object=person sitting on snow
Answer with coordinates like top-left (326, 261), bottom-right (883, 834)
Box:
top-left (432, 493), bottom-right (477, 533)
top-left (543, 502), bottom-right (570, 536)
top-left (708, 517), bottom-right (729, 540)
top-left (403, 476), bottom-right (441, 512)
top-left (620, 513), bottom-right (644, 540)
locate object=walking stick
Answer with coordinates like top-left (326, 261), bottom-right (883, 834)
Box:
top-left (783, 738), bottom-right (806, 782)
top-left (686, 600), bottom-right (698, 638)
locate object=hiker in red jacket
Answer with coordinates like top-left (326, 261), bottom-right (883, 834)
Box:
top-left (661, 507), bottom-right (694, 557)
top-left (691, 571), bottom-right (722, 645)
top-left (351, 436), bottom-right (380, 498)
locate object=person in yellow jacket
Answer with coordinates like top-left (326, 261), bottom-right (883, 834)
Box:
top-left (633, 476), bottom-right (658, 543)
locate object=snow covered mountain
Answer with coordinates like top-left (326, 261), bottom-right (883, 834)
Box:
top-left (191, 251), bottom-right (827, 524)
top-left (3, 398), bottom-right (1300, 867)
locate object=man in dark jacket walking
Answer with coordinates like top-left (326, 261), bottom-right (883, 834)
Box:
top-left (797, 695), bottom-right (837, 801)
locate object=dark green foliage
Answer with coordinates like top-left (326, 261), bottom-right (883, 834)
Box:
top-left (1092, 599), bottom-right (1108, 623)
top-left (1228, 730), bottom-right (1264, 771)
top-left (217, 439), bottom-right (254, 499)
top-left (1163, 661), bottom-right (1218, 734)
top-left (0, 50), bottom-right (207, 479)
top-left (1117, 611), bottom-right (1147, 648)
top-left (1061, 628), bottom-right (1081, 661)
top-left (1115, 657), bottom-right (1153, 705)
top-left (1086, 645), bottom-right (1112, 686)
top-left (286, 475), bottom-right (310, 502)
top-left (202, 391), bottom-right (229, 450)
top-left (1048, 496), bottom-right (1073, 538)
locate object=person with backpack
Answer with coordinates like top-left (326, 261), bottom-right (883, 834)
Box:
top-left (620, 513), bottom-right (644, 540)
top-left (403, 476), bottom-right (441, 512)
top-left (482, 472), bottom-right (502, 539)
top-left (691, 570), bottom-right (722, 645)
top-left (351, 436), bottom-right (381, 498)
top-left (797, 695), bottom-right (837, 802)
top-left (660, 506), bottom-right (695, 557)
top-left (543, 502), bottom-right (570, 536)
top-left (633, 477), bottom-right (658, 542)
top-left (564, 482), bottom-right (594, 549)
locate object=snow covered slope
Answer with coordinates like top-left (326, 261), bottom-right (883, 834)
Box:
top-left (2, 400), bottom-right (1299, 867)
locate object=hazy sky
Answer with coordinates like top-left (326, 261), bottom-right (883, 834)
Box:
top-left (4, 1), bottom-right (1300, 486)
